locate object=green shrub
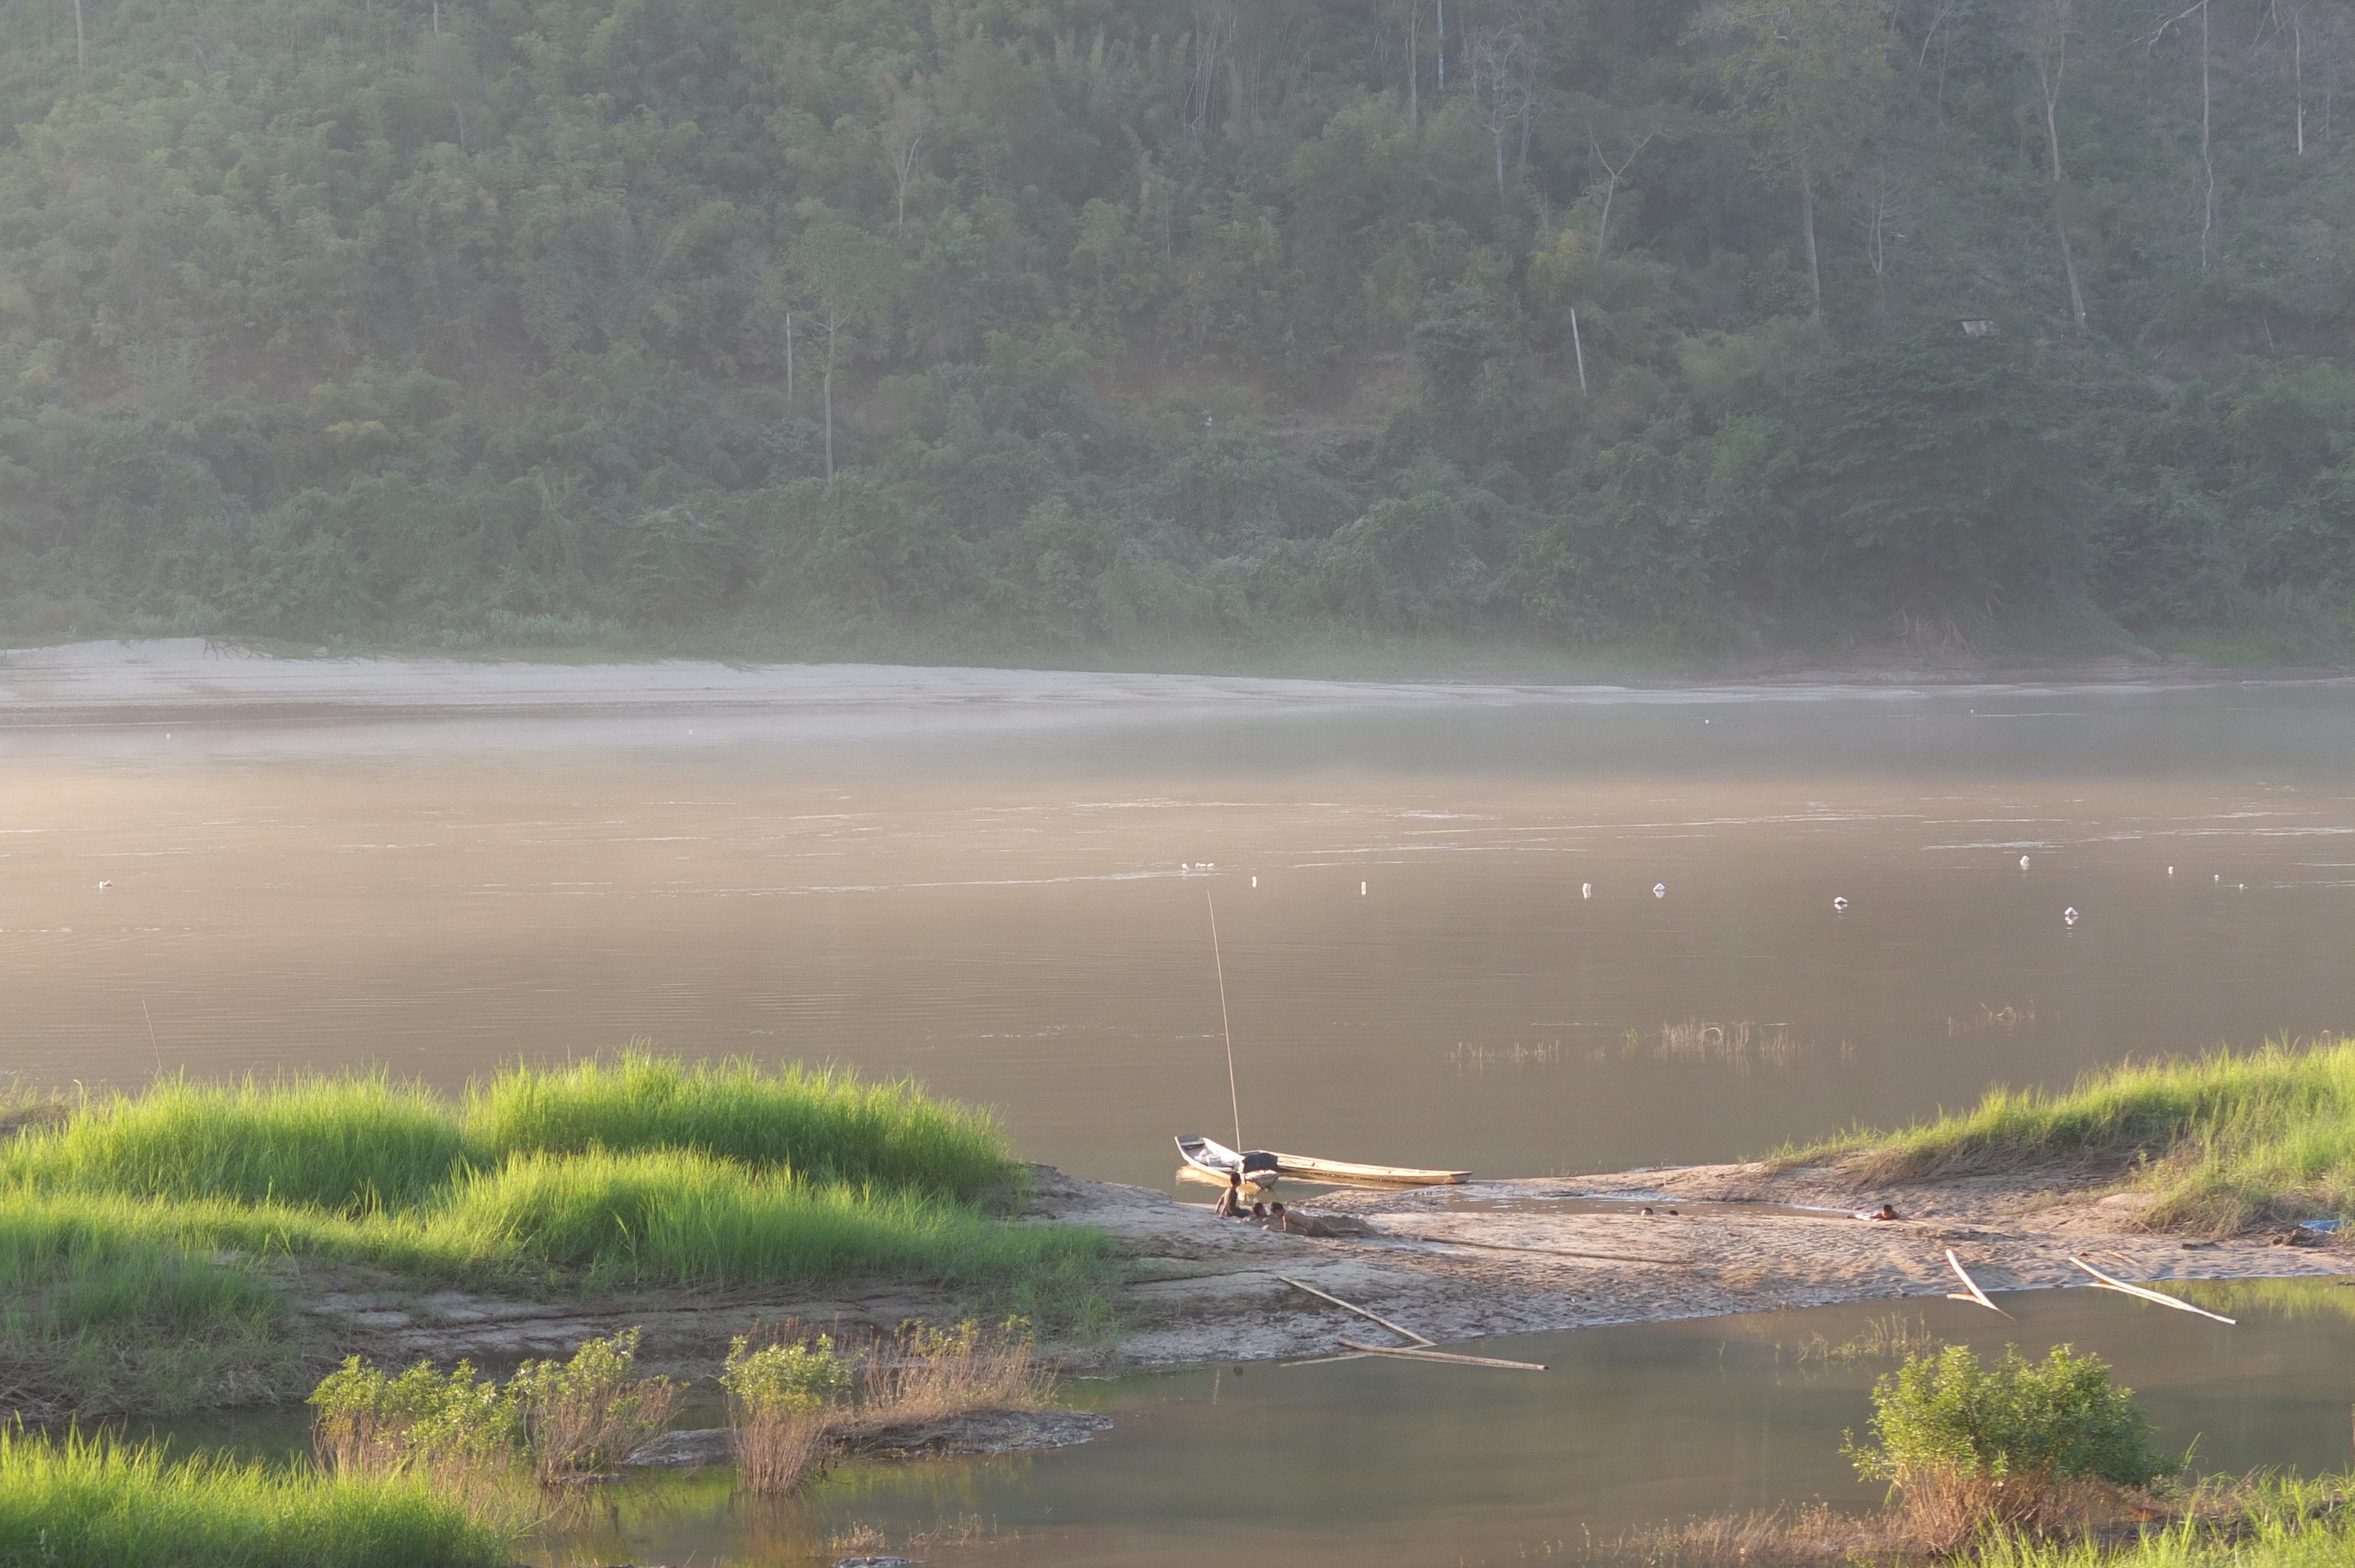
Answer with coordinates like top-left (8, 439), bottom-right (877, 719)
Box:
top-left (308, 1357), bottom-right (520, 1481)
top-left (506, 1328), bottom-right (679, 1482)
top-left (722, 1331), bottom-right (854, 1418)
top-left (1847, 1344), bottom-right (2167, 1543)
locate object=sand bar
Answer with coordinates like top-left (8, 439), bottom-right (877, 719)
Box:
top-left (263, 1162), bottom-right (2349, 1392)
top-left (0, 639), bottom-right (2331, 730)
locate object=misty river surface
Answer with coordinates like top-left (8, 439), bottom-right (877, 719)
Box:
top-left (7, 681), bottom-right (2355, 1190)
top-left (15, 675), bottom-right (2355, 1564)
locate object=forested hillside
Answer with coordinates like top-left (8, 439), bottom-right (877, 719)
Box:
top-left (3, 0), bottom-right (2353, 664)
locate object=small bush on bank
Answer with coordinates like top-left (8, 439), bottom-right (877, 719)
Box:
top-left (722, 1328), bottom-right (851, 1493)
top-left (309, 1356), bottom-right (518, 1482)
top-left (719, 1316), bottom-right (1057, 1496)
top-left (507, 1327), bottom-right (678, 1483)
top-left (1846, 1344), bottom-right (2167, 1546)
top-left (311, 1330), bottom-right (674, 1489)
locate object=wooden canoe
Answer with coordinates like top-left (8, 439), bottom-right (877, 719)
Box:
top-left (1268, 1151), bottom-right (1469, 1185)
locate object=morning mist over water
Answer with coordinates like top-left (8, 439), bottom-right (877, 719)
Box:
top-left (10, 679), bottom-right (2355, 1191)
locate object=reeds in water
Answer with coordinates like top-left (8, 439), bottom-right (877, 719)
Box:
top-left (720, 1316), bottom-right (1056, 1495)
top-left (1652, 1019), bottom-right (1807, 1067)
top-left (1448, 1039), bottom-right (1564, 1071)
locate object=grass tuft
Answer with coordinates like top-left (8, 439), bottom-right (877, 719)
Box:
top-left (0, 1427), bottom-right (515, 1568)
top-left (5, 1075), bottom-right (470, 1213)
top-left (466, 1049), bottom-right (1020, 1204)
top-left (1769, 1036), bottom-right (2355, 1233)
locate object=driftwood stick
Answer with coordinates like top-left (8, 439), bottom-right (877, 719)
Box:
top-left (1945, 1248), bottom-right (2016, 1318)
top-left (1339, 1338), bottom-right (1547, 1371)
top-left (1277, 1275), bottom-right (1434, 1345)
top-left (2068, 1256), bottom-right (2237, 1324)
top-left (1397, 1233), bottom-right (1686, 1266)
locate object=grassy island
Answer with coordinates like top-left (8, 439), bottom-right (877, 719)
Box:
top-left (1778, 1036), bottom-right (2355, 1234)
top-left (0, 1054), bottom-right (1119, 1420)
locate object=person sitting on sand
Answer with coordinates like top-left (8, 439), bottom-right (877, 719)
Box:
top-left (1213, 1172), bottom-right (1246, 1219)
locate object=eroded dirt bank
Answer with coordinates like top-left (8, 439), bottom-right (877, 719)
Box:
top-left (295, 1162), bottom-right (2350, 1385)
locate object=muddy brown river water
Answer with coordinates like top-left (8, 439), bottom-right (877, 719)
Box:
top-left (12, 666), bottom-right (2355, 1563)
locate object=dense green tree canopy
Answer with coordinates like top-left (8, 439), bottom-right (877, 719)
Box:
top-left (2, 0), bottom-right (2354, 661)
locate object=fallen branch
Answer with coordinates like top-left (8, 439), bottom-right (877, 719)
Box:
top-left (1339, 1338), bottom-right (1547, 1371)
top-left (1277, 1275), bottom-right (1434, 1345)
top-left (1945, 1248), bottom-right (2015, 1318)
top-left (2067, 1256), bottom-right (2237, 1324)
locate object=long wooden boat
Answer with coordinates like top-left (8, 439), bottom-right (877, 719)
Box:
top-left (1174, 1135), bottom-right (1468, 1189)
top-left (1267, 1150), bottom-right (1469, 1186)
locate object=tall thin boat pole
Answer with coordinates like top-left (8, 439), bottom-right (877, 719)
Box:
top-left (1208, 890), bottom-right (1242, 1150)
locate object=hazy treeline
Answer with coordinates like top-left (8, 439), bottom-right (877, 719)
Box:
top-left (4, 0), bottom-right (2355, 659)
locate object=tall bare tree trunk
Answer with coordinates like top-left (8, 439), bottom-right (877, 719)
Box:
top-left (2034, 0), bottom-right (2089, 334)
top-left (1408, 1), bottom-right (1418, 128)
top-left (73, 0), bottom-right (85, 69)
top-left (2199, 0), bottom-right (2214, 271)
top-left (2295, 8), bottom-right (2307, 154)
top-left (1799, 156), bottom-right (1822, 315)
top-left (821, 317), bottom-right (837, 482)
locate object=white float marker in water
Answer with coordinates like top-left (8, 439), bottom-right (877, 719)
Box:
top-left (1361, 881), bottom-right (1368, 896)
top-left (2064, 907), bottom-right (2079, 926)
top-left (1653, 883), bottom-right (1667, 899)
top-left (2168, 866), bottom-right (2175, 876)
top-left (1581, 883), bottom-right (1593, 899)
top-left (1832, 896), bottom-right (1849, 911)
top-left (1251, 875), bottom-right (1258, 888)
top-left (2021, 855), bottom-right (2031, 869)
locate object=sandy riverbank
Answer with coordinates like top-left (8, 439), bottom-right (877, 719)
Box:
top-left (291, 1162), bottom-right (2348, 1386)
top-left (0, 638), bottom-right (2334, 729)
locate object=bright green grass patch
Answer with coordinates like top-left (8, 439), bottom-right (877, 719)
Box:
top-left (2, 1075), bottom-right (470, 1212)
top-left (0, 1428), bottom-right (514, 1568)
top-left (1773, 1037), bottom-right (2355, 1231)
top-left (1967, 1474), bottom-right (2355, 1568)
top-left (0, 1057), bottom-right (1119, 1419)
top-left (465, 1052), bottom-right (1016, 1203)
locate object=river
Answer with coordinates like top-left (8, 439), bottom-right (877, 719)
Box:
top-left (11, 670), bottom-right (2355, 1560)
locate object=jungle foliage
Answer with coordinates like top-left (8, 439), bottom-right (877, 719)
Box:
top-left (5, 0), bottom-right (2355, 660)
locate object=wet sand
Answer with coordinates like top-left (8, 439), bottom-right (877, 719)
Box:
top-left (1039, 1162), bottom-right (2350, 1365)
top-left (280, 1162), bottom-right (2348, 1391)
